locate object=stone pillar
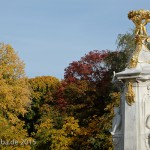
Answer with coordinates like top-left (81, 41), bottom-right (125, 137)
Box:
top-left (113, 74), bottom-right (150, 150)
top-left (111, 9), bottom-right (150, 150)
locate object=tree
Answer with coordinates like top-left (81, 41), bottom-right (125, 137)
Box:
top-left (64, 50), bottom-right (110, 84)
top-left (62, 31), bottom-right (137, 149)
top-left (23, 30), bottom-right (137, 150)
top-left (35, 116), bottom-right (80, 150)
top-left (25, 76), bottom-right (61, 136)
top-left (0, 43), bottom-right (31, 150)
top-left (64, 50), bottom-right (112, 110)
top-left (116, 30), bottom-right (135, 55)
top-left (97, 30), bottom-right (136, 149)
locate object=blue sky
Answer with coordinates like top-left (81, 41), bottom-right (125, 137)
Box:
top-left (0, 0), bottom-right (150, 79)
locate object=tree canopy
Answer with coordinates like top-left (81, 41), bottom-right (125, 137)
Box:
top-left (0, 43), bottom-right (31, 150)
top-left (0, 30), bottom-right (136, 150)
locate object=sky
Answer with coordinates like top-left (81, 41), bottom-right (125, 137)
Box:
top-left (0, 0), bottom-right (150, 79)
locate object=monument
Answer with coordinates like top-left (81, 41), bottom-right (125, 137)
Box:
top-left (111, 9), bottom-right (150, 150)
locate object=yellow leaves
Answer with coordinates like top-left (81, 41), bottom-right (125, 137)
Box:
top-left (35, 118), bottom-right (54, 144)
top-left (38, 118), bottom-right (53, 131)
top-left (63, 117), bottom-right (80, 136)
top-left (51, 117), bottom-right (80, 149)
top-left (109, 92), bottom-right (121, 105)
top-left (29, 76), bottom-right (60, 112)
top-left (0, 43), bottom-right (25, 80)
top-left (50, 129), bottom-right (71, 150)
top-left (0, 80), bottom-right (30, 117)
top-left (0, 43), bottom-right (31, 118)
top-left (35, 116), bottom-right (80, 150)
top-left (0, 43), bottom-right (32, 149)
top-left (0, 115), bottom-right (32, 150)
top-left (105, 92), bottom-right (121, 116)
top-left (29, 76), bottom-right (60, 94)
top-left (6, 112), bottom-right (20, 124)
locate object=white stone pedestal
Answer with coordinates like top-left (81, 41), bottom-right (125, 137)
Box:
top-left (112, 43), bottom-right (150, 150)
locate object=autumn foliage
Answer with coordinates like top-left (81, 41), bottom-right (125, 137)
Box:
top-left (0, 43), bottom-right (31, 150)
top-left (65, 50), bottom-right (108, 80)
top-left (0, 31), bottom-right (133, 149)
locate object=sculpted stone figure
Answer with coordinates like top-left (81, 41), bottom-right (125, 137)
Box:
top-left (110, 107), bottom-right (121, 135)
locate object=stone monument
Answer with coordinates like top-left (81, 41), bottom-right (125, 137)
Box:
top-left (111, 9), bottom-right (150, 150)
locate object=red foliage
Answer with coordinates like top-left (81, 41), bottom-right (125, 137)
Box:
top-left (64, 50), bottom-right (110, 84)
top-left (55, 82), bottom-right (68, 111)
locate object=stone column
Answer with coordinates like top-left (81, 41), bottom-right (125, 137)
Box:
top-left (111, 9), bottom-right (150, 150)
top-left (113, 74), bottom-right (150, 150)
